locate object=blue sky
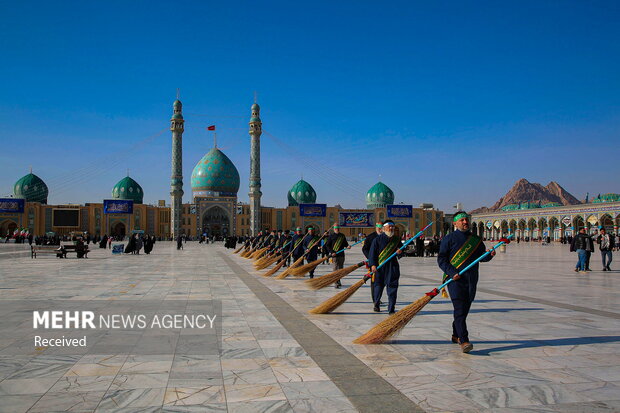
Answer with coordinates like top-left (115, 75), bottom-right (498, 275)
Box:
top-left (1, 1), bottom-right (618, 211)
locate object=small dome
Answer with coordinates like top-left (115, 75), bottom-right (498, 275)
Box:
top-left (251, 103), bottom-right (260, 111)
top-left (366, 181), bottom-right (394, 208)
top-left (174, 99), bottom-right (182, 107)
top-left (112, 176), bottom-right (144, 204)
top-left (14, 173), bottom-right (49, 204)
top-left (287, 179), bottom-right (317, 206)
top-left (191, 147), bottom-right (240, 194)
top-left (172, 113), bottom-right (183, 120)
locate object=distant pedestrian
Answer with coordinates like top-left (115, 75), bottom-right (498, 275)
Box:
top-left (597, 228), bottom-right (614, 271)
top-left (570, 228), bottom-right (593, 273)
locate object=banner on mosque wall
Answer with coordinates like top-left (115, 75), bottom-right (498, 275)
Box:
top-left (339, 212), bottom-right (374, 228)
top-left (299, 203), bottom-right (326, 217)
top-left (103, 199), bottom-right (134, 214)
top-left (387, 204), bottom-right (412, 218)
top-left (0, 198), bottom-right (25, 213)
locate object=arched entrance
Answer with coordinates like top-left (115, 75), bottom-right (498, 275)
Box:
top-left (549, 217), bottom-right (560, 241)
top-left (111, 222), bottom-right (126, 238)
top-left (0, 220), bottom-right (18, 237)
top-left (202, 206), bottom-right (230, 238)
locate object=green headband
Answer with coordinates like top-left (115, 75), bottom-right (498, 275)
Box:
top-left (375, 223), bottom-right (383, 228)
top-left (453, 212), bottom-right (469, 222)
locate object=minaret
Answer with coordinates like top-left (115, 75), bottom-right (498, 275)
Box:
top-left (170, 98), bottom-right (184, 238)
top-left (248, 102), bottom-right (262, 236)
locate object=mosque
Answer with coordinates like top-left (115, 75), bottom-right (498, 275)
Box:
top-left (1, 100), bottom-right (446, 238)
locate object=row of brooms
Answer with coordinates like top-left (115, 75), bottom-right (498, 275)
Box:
top-left (232, 227), bottom-right (511, 344)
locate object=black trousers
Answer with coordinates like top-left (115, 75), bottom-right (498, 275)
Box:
top-left (447, 279), bottom-right (477, 343)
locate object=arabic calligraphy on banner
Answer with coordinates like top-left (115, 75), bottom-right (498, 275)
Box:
top-left (387, 204), bottom-right (412, 218)
top-left (339, 212), bottom-right (374, 227)
top-left (0, 198), bottom-right (25, 213)
top-left (299, 203), bottom-right (326, 217)
top-left (103, 199), bottom-right (134, 214)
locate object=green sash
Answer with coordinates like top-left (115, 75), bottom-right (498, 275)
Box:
top-left (334, 233), bottom-right (346, 252)
top-left (441, 235), bottom-right (481, 297)
top-left (292, 236), bottom-right (305, 251)
top-left (378, 236), bottom-right (401, 266)
top-left (307, 235), bottom-right (320, 250)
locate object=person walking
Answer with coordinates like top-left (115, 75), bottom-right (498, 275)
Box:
top-left (438, 211), bottom-right (496, 353)
top-left (368, 221), bottom-right (403, 314)
top-left (363, 222), bottom-right (383, 303)
top-left (325, 224), bottom-right (350, 289)
top-left (597, 228), bottom-right (615, 271)
top-left (571, 228), bottom-right (593, 273)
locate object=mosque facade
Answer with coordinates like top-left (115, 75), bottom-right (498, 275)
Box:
top-left (1, 100), bottom-right (446, 239)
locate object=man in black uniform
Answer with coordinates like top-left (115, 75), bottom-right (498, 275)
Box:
top-left (302, 227), bottom-right (322, 278)
top-left (325, 224), bottom-right (350, 288)
top-left (290, 227), bottom-right (306, 267)
top-left (368, 221), bottom-right (403, 314)
top-left (363, 222), bottom-right (383, 302)
top-left (438, 211), bottom-right (495, 353)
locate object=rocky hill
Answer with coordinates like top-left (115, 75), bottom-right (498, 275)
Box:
top-left (470, 178), bottom-right (581, 214)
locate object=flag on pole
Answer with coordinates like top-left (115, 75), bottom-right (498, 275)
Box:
top-left (207, 125), bottom-right (216, 131)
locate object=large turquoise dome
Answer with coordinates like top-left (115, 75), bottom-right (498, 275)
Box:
top-left (14, 173), bottom-right (49, 204)
top-left (288, 179), bottom-right (317, 206)
top-left (191, 148), bottom-right (240, 195)
top-left (366, 181), bottom-right (394, 208)
top-left (112, 176), bottom-right (144, 204)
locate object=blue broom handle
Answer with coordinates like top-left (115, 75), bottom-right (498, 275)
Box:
top-left (437, 234), bottom-right (513, 291)
top-left (374, 222), bottom-right (434, 271)
top-left (334, 237), bottom-right (365, 255)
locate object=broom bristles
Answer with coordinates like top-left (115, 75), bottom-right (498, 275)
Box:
top-left (233, 246), bottom-right (243, 254)
top-left (275, 256), bottom-right (304, 279)
top-left (262, 259), bottom-right (286, 277)
top-left (308, 278), bottom-right (366, 314)
top-left (249, 247), bottom-right (267, 259)
top-left (305, 262), bottom-right (364, 290)
top-left (288, 257), bottom-right (327, 276)
top-left (254, 253), bottom-right (273, 267)
top-left (256, 254), bottom-right (280, 270)
top-left (353, 294), bottom-right (434, 344)
top-left (240, 247), bottom-right (253, 258)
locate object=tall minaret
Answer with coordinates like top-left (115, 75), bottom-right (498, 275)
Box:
top-left (248, 102), bottom-right (262, 236)
top-left (170, 98), bottom-right (184, 238)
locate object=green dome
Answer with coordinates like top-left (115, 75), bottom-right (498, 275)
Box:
top-left (288, 179), bottom-right (317, 206)
top-left (14, 173), bottom-right (48, 204)
top-left (112, 176), bottom-right (144, 204)
top-left (172, 113), bottom-right (183, 120)
top-left (191, 147), bottom-right (240, 195)
top-left (366, 181), bottom-right (394, 208)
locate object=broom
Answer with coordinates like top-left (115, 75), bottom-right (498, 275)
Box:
top-left (233, 245), bottom-right (244, 254)
top-left (306, 261), bottom-right (367, 290)
top-left (239, 246), bottom-right (253, 257)
top-left (308, 223), bottom-right (433, 314)
top-left (254, 252), bottom-right (274, 268)
top-left (353, 236), bottom-right (512, 344)
top-left (289, 238), bottom-right (366, 277)
top-left (256, 240), bottom-right (293, 269)
top-left (248, 246), bottom-right (268, 259)
top-left (262, 235), bottom-right (309, 277)
top-left (255, 253), bottom-right (281, 270)
top-left (276, 231), bottom-right (328, 279)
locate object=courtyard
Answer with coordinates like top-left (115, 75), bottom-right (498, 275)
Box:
top-left (0, 241), bottom-right (618, 412)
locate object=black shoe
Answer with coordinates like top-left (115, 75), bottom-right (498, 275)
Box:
top-left (373, 305), bottom-right (380, 312)
top-left (607, 266), bottom-right (612, 271)
top-left (388, 310), bottom-right (396, 315)
top-left (603, 268), bottom-right (608, 271)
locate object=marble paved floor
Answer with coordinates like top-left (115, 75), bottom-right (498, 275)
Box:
top-left (0, 241), bottom-right (619, 412)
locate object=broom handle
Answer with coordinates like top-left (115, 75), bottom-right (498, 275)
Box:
top-left (370, 222), bottom-right (434, 273)
top-left (437, 234), bottom-right (513, 291)
top-left (333, 237), bottom-right (365, 255)
top-left (302, 232), bottom-right (329, 258)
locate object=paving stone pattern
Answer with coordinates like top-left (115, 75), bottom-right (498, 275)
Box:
top-left (0, 241), bottom-right (619, 412)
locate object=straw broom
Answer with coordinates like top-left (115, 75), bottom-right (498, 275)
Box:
top-left (233, 245), bottom-right (244, 254)
top-left (309, 276), bottom-right (370, 314)
top-left (289, 238), bottom-right (366, 277)
top-left (255, 254), bottom-right (281, 270)
top-left (239, 247), bottom-right (253, 258)
top-left (307, 223), bottom-right (434, 314)
top-left (276, 231), bottom-right (328, 279)
top-left (253, 253), bottom-right (273, 268)
top-left (248, 247), bottom-right (268, 259)
top-left (353, 236), bottom-right (511, 344)
top-left (306, 261), bottom-right (366, 290)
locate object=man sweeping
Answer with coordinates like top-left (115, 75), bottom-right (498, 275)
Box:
top-left (303, 227), bottom-right (322, 278)
top-left (363, 222), bottom-right (383, 303)
top-left (438, 211), bottom-right (495, 353)
top-left (325, 224), bottom-right (350, 289)
top-left (290, 227), bottom-right (305, 267)
top-left (368, 221), bottom-right (403, 314)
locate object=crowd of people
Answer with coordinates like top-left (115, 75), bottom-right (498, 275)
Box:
top-left (570, 228), bottom-right (615, 272)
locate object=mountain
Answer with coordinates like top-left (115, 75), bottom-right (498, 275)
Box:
top-left (470, 178), bottom-right (581, 214)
